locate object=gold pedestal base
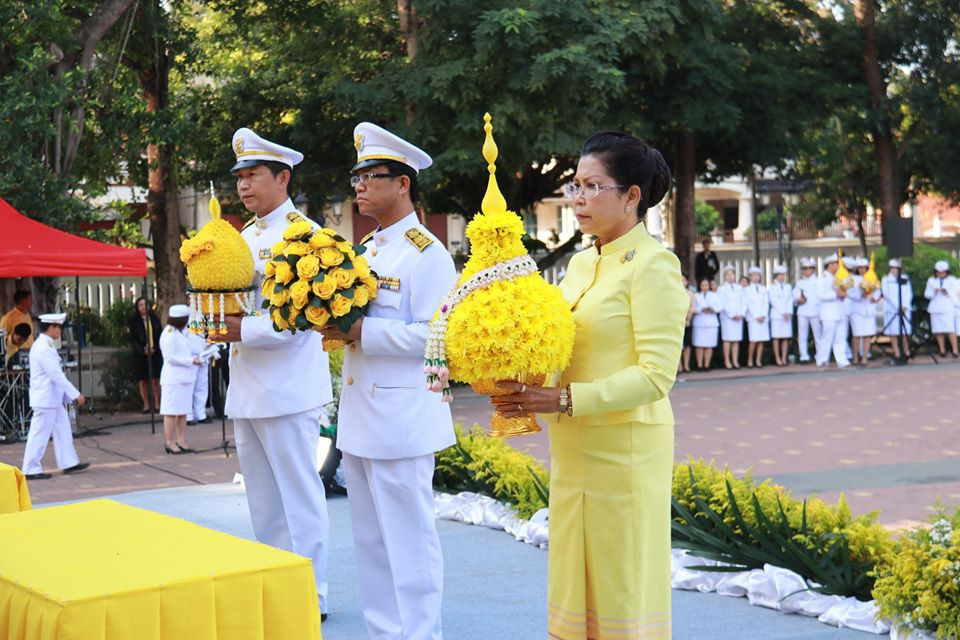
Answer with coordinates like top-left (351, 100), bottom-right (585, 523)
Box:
top-left (471, 376), bottom-right (545, 438)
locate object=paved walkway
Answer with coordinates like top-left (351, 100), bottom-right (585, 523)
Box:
top-left (65, 483), bottom-right (878, 640)
top-left (4, 358), bottom-right (958, 528)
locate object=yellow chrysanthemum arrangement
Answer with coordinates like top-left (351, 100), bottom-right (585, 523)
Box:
top-left (873, 507), bottom-right (960, 639)
top-left (264, 220), bottom-right (378, 350)
top-left (425, 113), bottom-right (574, 436)
top-left (179, 194), bottom-right (256, 333)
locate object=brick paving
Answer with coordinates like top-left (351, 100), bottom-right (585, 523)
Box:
top-left (3, 356), bottom-right (958, 530)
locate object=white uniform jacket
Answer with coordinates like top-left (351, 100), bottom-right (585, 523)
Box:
top-left (692, 291), bottom-right (721, 328)
top-left (338, 212), bottom-right (457, 460)
top-left (924, 275), bottom-right (957, 315)
top-left (717, 282), bottom-right (745, 320)
top-left (159, 325), bottom-right (197, 385)
top-left (794, 275), bottom-right (820, 318)
top-left (28, 334), bottom-right (80, 409)
top-left (226, 198), bottom-right (333, 419)
top-left (745, 283), bottom-right (770, 322)
top-left (818, 274), bottom-right (846, 322)
top-left (768, 281), bottom-right (793, 320)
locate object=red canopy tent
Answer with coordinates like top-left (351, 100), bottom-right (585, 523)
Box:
top-left (0, 197), bottom-right (147, 277)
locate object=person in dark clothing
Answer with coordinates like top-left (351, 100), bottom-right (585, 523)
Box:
top-left (129, 297), bottom-right (162, 413)
top-left (694, 238), bottom-right (720, 285)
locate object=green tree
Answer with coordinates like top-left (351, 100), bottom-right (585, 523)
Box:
top-left (694, 200), bottom-right (721, 236)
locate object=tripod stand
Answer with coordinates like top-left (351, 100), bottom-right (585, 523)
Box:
top-left (880, 275), bottom-right (939, 365)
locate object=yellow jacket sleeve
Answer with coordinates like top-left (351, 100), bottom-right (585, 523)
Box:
top-left (569, 250), bottom-right (687, 417)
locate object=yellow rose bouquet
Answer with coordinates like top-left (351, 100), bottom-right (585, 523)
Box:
top-left (264, 221), bottom-right (378, 351)
top-left (425, 114), bottom-right (575, 437)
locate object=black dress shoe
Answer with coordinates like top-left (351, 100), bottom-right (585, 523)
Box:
top-left (186, 420), bottom-right (197, 426)
top-left (165, 445), bottom-right (182, 455)
top-left (176, 444), bottom-right (195, 453)
top-left (199, 418), bottom-right (212, 424)
top-left (63, 462), bottom-right (90, 474)
top-left (25, 472), bottom-right (52, 480)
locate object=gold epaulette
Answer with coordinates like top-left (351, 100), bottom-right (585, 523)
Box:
top-left (286, 211), bottom-right (305, 223)
top-left (360, 231), bottom-right (375, 245)
top-left (405, 228), bottom-right (433, 252)
top-left (241, 217), bottom-right (256, 230)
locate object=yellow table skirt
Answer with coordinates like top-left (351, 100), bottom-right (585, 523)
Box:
top-left (0, 499), bottom-right (320, 640)
top-left (0, 462), bottom-right (31, 514)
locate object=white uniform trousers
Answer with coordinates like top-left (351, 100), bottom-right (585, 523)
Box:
top-left (22, 406), bottom-right (79, 474)
top-left (192, 364), bottom-right (209, 421)
top-left (816, 320), bottom-right (850, 367)
top-left (342, 452), bottom-right (443, 640)
top-left (797, 316), bottom-right (821, 361)
top-left (234, 407), bottom-right (329, 611)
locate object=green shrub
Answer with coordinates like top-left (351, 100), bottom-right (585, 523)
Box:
top-left (72, 306), bottom-right (108, 346)
top-left (100, 348), bottom-right (142, 410)
top-left (695, 200), bottom-right (722, 236)
top-left (100, 298), bottom-right (138, 348)
top-left (873, 243), bottom-right (959, 289)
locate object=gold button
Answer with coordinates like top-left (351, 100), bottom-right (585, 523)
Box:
top-left (378, 235), bottom-right (385, 243)
top-left (347, 376), bottom-right (354, 385)
top-left (349, 344), bottom-right (356, 352)
top-left (371, 248), bottom-right (378, 256)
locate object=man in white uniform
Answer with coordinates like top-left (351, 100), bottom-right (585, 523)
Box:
top-left (210, 128), bottom-right (333, 618)
top-left (21, 313), bottom-right (89, 479)
top-left (187, 330), bottom-right (212, 424)
top-left (324, 123), bottom-right (457, 640)
top-left (794, 257), bottom-right (821, 363)
top-left (816, 254), bottom-right (851, 369)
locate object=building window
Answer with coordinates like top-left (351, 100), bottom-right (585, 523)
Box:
top-left (524, 210), bottom-right (537, 238)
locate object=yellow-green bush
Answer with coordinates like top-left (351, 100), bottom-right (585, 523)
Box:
top-left (873, 507), bottom-right (960, 639)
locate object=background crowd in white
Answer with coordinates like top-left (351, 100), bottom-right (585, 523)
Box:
top-left (683, 255), bottom-right (960, 372)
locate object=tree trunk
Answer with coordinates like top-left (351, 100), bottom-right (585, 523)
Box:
top-left (855, 205), bottom-right (868, 257)
top-left (397, 0), bottom-right (418, 125)
top-left (673, 131), bottom-right (696, 279)
top-left (854, 0), bottom-right (899, 242)
top-left (129, 5), bottom-right (184, 318)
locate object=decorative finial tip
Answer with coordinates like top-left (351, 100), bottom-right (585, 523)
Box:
top-left (208, 194), bottom-right (221, 220)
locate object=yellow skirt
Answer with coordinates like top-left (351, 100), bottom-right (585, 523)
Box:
top-left (546, 418), bottom-right (674, 640)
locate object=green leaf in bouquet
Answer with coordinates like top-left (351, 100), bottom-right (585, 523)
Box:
top-left (354, 244), bottom-right (367, 256)
top-left (313, 272), bottom-right (327, 284)
top-left (308, 295), bottom-right (324, 308)
top-left (340, 258), bottom-right (354, 271)
top-left (341, 287), bottom-right (355, 300)
top-left (261, 300), bottom-right (270, 310)
top-left (335, 307), bottom-right (363, 333)
top-left (274, 282), bottom-right (285, 294)
top-left (295, 312), bottom-right (309, 331)
top-left (333, 234), bottom-right (346, 242)
top-left (286, 255), bottom-right (300, 268)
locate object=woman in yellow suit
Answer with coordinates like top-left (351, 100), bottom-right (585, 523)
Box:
top-left (495, 132), bottom-right (688, 640)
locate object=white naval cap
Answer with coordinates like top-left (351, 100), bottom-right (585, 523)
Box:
top-left (842, 256), bottom-right (856, 268)
top-left (231, 128), bottom-right (304, 172)
top-left (824, 253), bottom-right (839, 265)
top-left (935, 260), bottom-right (950, 272)
top-left (352, 122), bottom-right (432, 174)
top-left (773, 264), bottom-right (788, 275)
top-left (888, 258), bottom-right (902, 268)
top-left (38, 312), bottom-right (66, 325)
top-left (800, 257), bottom-right (815, 268)
top-left (748, 265), bottom-right (762, 275)
top-left (722, 263), bottom-right (736, 273)
top-left (168, 304), bottom-right (190, 318)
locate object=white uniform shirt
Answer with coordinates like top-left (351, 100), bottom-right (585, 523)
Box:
top-left (794, 275), bottom-right (820, 318)
top-left (818, 273), bottom-right (845, 321)
top-left (159, 325), bottom-right (197, 385)
top-left (717, 282), bottom-right (746, 319)
top-left (745, 283), bottom-right (770, 322)
top-left (768, 280), bottom-right (793, 320)
top-left (848, 276), bottom-right (881, 316)
top-left (882, 274), bottom-right (913, 314)
top-left (924, 275), bottom-right (957, 314)
top-left (338, 212), bottom-right (457, 460)
top-left (692, 291), bottom-right (721, 328)
top-left (226, 198), bottom-right (333, 419)
top-left (28, 333), bottom-right (80, 409)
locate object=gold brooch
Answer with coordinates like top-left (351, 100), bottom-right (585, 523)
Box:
top-left (234, 137), bottom-right (244, 154)
top-left (621, 249), bottom-right (636, 263)
top-left (354, 133), bottom-right (364, 152)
